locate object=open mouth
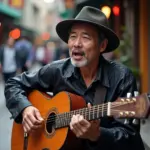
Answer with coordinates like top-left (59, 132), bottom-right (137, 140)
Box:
top-left (72, 51), bottom-right (84, 60)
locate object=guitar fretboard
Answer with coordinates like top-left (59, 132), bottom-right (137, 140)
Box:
top-left (54, 103), bottom-right (110, 128)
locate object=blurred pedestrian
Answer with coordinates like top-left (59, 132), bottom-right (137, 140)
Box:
top-left (15, 34), bottom-right (33, 72)
top-left (35, 42), bottom-right (54, 66)
top-left (0, 37), bottom-right (19, 83)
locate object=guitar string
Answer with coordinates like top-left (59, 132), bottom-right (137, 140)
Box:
top-left (42, 102), bottom-right (134, 122)
top-left (53, 108), bottom-right (136, 128)
top-left (46, 108), bottom-right (135, 128)
top-left (43, 109), bottom-right (134, 121)
top-left (44, 102), bottom-right (134, 123)
top-left (40, 102), bottom-right (128, 120)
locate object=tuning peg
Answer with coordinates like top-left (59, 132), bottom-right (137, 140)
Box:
top-left (124, 119), bottom-right (130, 124)
top-left (124, 92), bottom-right (132, 125)
top-left (132, 119), bottom-right (139, 125)
top-left (127, 92), bottom-right (132, 98)
top-left (132, 91), bottom-right (139, 125)
top-left (134, 91), bottom-right (139, 97)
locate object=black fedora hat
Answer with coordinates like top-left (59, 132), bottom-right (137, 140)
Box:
top-left (56, 6), bottom-right (120, 53)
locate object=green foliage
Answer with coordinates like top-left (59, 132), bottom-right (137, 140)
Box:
top-left (114, 26), bottom-right (140, 78)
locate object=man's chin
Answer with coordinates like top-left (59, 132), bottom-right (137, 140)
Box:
top-left (71, 58), bottom-right (88, 67)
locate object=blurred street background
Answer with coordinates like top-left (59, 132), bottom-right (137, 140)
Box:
top-left (0, 0), bottom-right (150, 149)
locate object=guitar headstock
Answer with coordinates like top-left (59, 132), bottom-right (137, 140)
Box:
top-left (110, 93), bottom-right (150, 119)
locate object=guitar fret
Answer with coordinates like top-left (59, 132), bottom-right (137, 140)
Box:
top-left (55, 103), bottom-right (110, 129)
top-left (95, 106), bottom-right (98, 119)
top-left (89, 107), bottom-right (91, 120)
top-left (102, 104), bottom-right (104, 117)
top-left (96, 105), bottom-right (99, 118)
top-left (93, 106), bottom-right (94, 120)
top-left (64, 113), bottom-right (66, 126)
top-left (62, 114), bottom-right (64, 127)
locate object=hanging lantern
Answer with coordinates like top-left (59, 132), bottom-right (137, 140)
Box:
top-left (101, 6), bottom-right (111, 19)
top-left (9, 28), bottom-right (21, 39)
top-left (112, 5), bottom-right (120, 16)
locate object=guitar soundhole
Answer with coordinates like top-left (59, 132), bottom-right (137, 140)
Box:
top-left (46, 112), bottom-right (56, 134)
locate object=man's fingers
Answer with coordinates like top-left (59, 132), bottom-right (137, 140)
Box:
top-left (70, 115), bottom-right (80, 134)
top-left (77, 115), bottom-right (90, 134)
top-left (87, 103), bottom-right (92, 108)
top-left (28, 114), bottom-right (42, 125)
top-left (72, 115), bottom-right (83, 137)
top-left (34, 109), bottom-right (44, 122)
top-left (23, 121), bottom-right (31, 133)
top-left (25, 117), bottom-right (34, 129)
top-left (23, 126), bottom-right (27, 133)
top-left (70, 115), bottom-right (91, 138)
top-left (22, 112), bottom-right (43, 133)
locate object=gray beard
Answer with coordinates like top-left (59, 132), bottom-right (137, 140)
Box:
top-left (70, 58), bottom-right (88, 67)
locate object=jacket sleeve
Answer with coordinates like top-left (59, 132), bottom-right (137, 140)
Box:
top-left (85, 69), bottom-right (145, 150)
top-left (5, 63), bottom-right (56, 123)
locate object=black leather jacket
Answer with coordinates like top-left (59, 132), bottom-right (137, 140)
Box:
top-left (5, 56), bottom-right (145, 150)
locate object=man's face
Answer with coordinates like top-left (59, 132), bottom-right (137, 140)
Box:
top-left (68, 23), bottom-right (100, 67)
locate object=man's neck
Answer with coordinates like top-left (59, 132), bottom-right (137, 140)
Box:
top-left (80, 59), bottom-right (99, 87)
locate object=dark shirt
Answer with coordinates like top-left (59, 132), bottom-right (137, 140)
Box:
top-left (5, 56), bottom-right (145, 150)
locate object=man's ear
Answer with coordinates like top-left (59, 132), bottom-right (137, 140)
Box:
top-left (100, 39), bottom-right (108, 53)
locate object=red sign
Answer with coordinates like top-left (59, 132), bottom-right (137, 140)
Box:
top-left (112, 6), bottom-right (120, 16)
top-left (9, 0), bottom-right (24, 9)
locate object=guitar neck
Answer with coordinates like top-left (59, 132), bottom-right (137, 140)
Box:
top-left (55, 102), bottom-right (110, 129)
top-left (54, 93), bottom-right (150, 129)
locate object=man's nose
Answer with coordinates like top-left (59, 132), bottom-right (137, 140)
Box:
top-left (73, 37), bottom-right (82, 47)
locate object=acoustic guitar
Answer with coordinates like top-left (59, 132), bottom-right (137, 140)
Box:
top-left (11, 90), bottom-right (150, 150)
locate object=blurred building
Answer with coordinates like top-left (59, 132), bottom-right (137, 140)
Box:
top-left (0, 0), bottom-right (67, 44)
top-left (0, 0), bottom-right (22, 43)
top-left (21, 0), bottom-right (60, 39)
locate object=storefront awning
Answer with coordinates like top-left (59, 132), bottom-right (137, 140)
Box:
top-left (0, 2), bottom-right (22, 18)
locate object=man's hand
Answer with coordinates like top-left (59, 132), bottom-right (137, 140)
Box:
top-left (22, 106), bottom-right (44, 133)
top-left (70, 103), bottom-right (100, 141)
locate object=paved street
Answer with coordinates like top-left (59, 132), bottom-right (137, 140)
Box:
top-left (0, 77), bottom-right (13, 150)
top-left (0, 64), bottom-right (41, 150)
top-left (0, 65), bottom-right (150, 150)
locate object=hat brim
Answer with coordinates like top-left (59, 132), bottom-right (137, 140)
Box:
top-left (56, 19), bottom-right (120, 53)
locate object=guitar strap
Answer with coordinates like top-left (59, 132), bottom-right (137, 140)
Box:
top-left (93, 84), bottom-right (107, 105)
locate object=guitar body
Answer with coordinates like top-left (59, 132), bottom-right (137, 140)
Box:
top-left (11, 90), bottom-right (86, 150)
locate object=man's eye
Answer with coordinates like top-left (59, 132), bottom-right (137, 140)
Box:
top-left (70, 35), bottom-right (76, 38)
top-left (83, 36), bottom-right (90, 39)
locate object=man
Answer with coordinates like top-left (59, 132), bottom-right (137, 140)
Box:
top-left (5, 6), bottom-right (145, 150)
top-left (0, 37), bottom-right (19, 83)
top-left (15, 34), bottom-right (33, 72)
